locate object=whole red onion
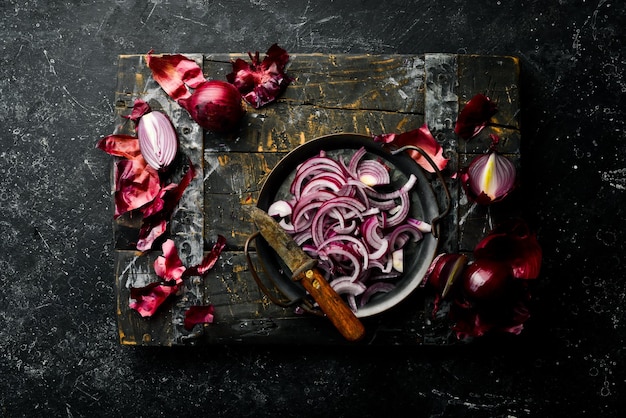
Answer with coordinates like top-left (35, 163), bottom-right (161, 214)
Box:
top-left (462, 258), bottom-right (511, 301)
top-left (179, 80), bottom-right (245, 133)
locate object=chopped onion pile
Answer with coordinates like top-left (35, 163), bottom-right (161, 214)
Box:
top-left (268, 147), bottom-right (431, 312)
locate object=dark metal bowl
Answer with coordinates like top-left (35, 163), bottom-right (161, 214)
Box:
top-left (255, 133), bottom-right (443, 318)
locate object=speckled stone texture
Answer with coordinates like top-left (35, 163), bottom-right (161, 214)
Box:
top-left (1, 1), bottom-right (624, 416)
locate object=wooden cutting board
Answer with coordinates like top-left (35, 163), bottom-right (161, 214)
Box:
top-left (109, 53), bottom-right (521, 346)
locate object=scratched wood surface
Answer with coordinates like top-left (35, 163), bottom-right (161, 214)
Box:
top-left (110, 53), bottom-right (521, 346)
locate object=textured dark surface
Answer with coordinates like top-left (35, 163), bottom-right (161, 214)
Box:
top-left (1, 1), bottom-right (624, 417)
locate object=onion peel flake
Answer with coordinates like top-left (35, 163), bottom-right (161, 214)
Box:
top-left (145, 51), bottom-right (206, 102)
top-left (373, 124), bottom-right (449, 173)
top-left (226, 43), bottom-right (292, 108)
top-left (185, 235), bottom-right (227, 277)
top-left (113, 158), bottom-right (160, 218)
top-left (184, 305), bottom-right (215, 330)
top-left (96, 134), bottom-right (142, 159)
top-left (136, 161), bottom-right (197, 251)
top-left (454, 93), bottom-right (498, 140)
top-left (129, 237), bottom-right (227, 319)
top-left (129, 281), bottom-right (180, 318)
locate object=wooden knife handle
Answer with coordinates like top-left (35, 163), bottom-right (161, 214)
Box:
top-left (296, 268), bottom-right (365, 342)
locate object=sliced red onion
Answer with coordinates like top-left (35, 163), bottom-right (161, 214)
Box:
top-left (364, 174), bottom-right (416, 201)
top-left (359, 282), bottom-right (395, 307)
top-left (300, 173), bottom-right (345, 195)
top-left (267, 200), bottom-right (292, 218)
top-left (290, 156), bottom-right (347, 199)
top-left (356, 159), bottom-right (390, 186)
top-left (391, 249), bottom-right (404, 273)
top-left (268, 148), bottom-right (431, 312)
top-left (331, 277), bottom-right (367, 296)
top-left (346, 146), bottom-right (368, 177)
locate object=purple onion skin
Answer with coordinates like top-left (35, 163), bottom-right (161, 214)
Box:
top-left (180, 80), bottom-right (245, 133)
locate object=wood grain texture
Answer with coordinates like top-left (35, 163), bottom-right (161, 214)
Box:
top-left (111, 53), bottom-right (521, 346)
top-left (113, 54), bottom-right (206, 346)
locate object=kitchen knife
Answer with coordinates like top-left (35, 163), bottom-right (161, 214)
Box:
top-left (248, 206), bottom-right (365, 342)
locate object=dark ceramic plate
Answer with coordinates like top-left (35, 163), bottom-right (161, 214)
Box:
top-left (256, 133), bottom-right (441, 318)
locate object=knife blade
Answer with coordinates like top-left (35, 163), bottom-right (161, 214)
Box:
top-left (248, 206), bottom-right (365, 342)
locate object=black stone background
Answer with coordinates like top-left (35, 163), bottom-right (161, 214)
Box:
top-left (1, 1), bottom-right (624, 417)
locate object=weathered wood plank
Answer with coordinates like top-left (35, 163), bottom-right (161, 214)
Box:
top-left (198, 250), bottom-right (455, 345)
top-left (112, 54), bottom-right (206, 346)
top-left (205, 106), bottom-right (425, 154)
top-left (109, 53), bottom-right (521, 346)
top-left (203, 53), bottom-right (426, 113)
top-left (455, 55), bottom-right (522, 252)
top-left (457, 54), bottom-right (521, 154)
top-left (424, 53), bottom-right (460, 254)
top-left (202, 54), bottom-right (427, 153)
top-left (203, 152), bottom-right (285, 246)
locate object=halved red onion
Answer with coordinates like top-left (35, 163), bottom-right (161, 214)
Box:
top-left (137, 111), bottom-right (178, 170)
top-left (425, 253), bottom-right (468, 298)
top-left (462, 150), bottom-right (516, 205)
